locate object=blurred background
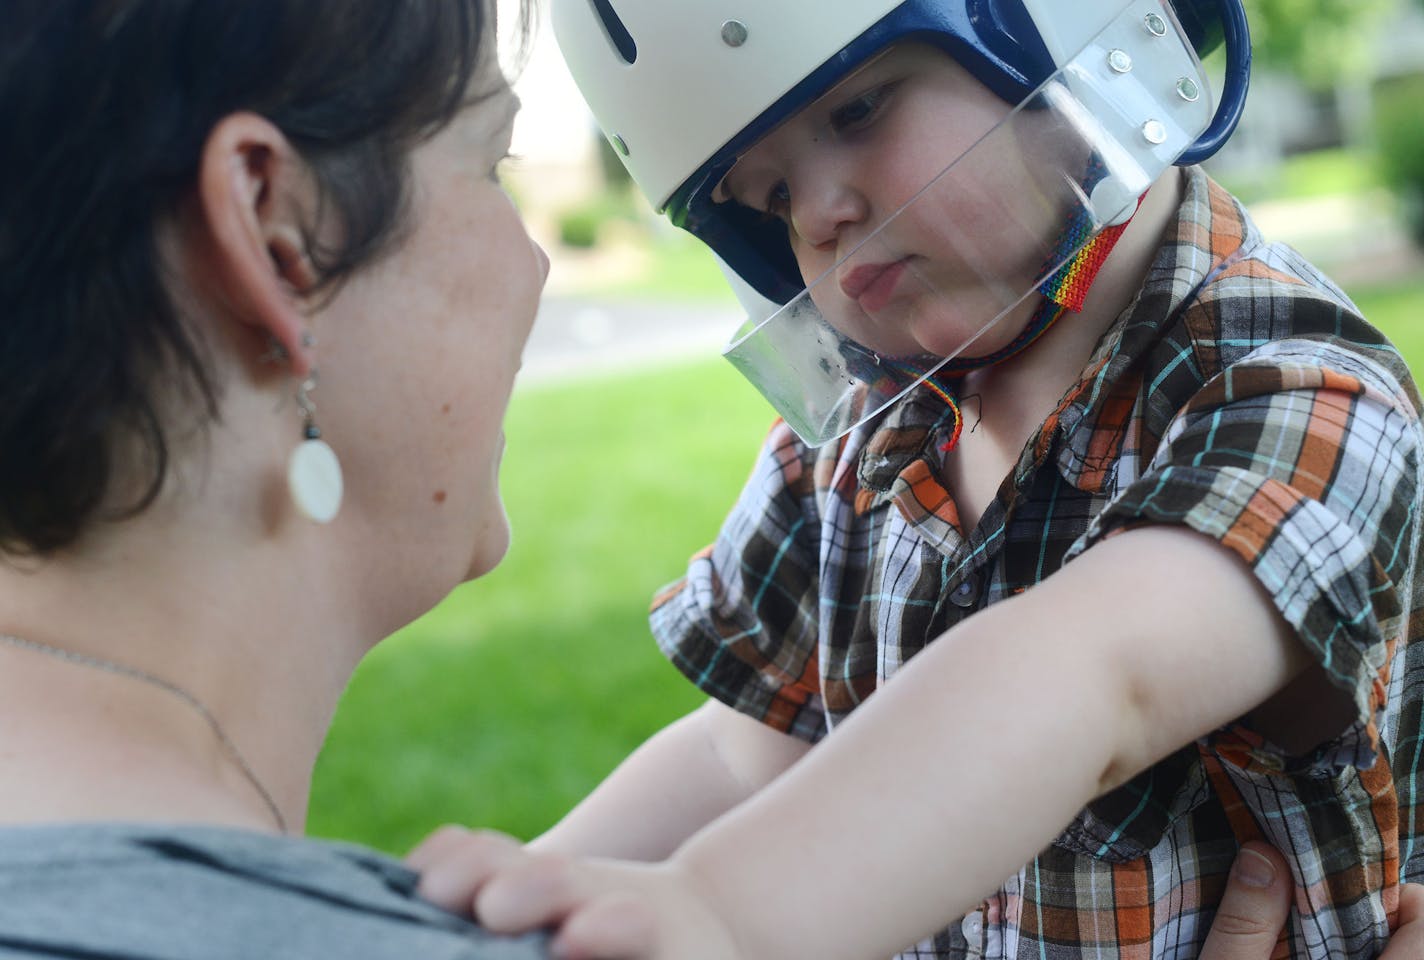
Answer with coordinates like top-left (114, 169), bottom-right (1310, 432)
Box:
top-left (309, 0), bottom-right (1424, 853)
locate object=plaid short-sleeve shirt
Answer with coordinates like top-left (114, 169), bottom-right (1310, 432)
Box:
top-left (650, 168), bottom-right (1424, 959)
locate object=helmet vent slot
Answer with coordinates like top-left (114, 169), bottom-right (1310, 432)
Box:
top-left (590, 0), bottom-right (638, 64)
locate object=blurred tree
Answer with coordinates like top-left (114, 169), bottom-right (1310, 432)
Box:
top-left (1374, 72), bottom-right (1424, 245)
top-left (1244, 0), bottom-right (1395, 87)
top-left (595, 131), bottom-right (633, 191)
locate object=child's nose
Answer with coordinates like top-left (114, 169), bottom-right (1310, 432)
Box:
top-left (790, 175), bottom-right (869, 251)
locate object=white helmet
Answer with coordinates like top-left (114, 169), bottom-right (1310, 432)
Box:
top-left (554, 0), bottom-right (1251, 444)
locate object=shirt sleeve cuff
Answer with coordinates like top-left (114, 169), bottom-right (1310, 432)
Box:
top-left (1072, 464), bottom-right (1395, 773)
top-left (650, 570), bottom-right (828, 743)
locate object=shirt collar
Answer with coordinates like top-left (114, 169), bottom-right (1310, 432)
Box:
top-left (1034, 168), bottom-right (1258, 493)
top-left (856, 393), bottom-right (945, 496)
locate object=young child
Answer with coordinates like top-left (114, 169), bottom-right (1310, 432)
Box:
top-left (417, 1), bottom-right (1424, 957)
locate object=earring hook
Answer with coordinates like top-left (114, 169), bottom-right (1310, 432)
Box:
top-left (296, 372), bottom-right (320, 440)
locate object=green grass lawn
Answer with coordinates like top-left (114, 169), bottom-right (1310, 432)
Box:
top-left (309, 271), bottom-right (1424, 857)
top-left (1352, 279), bottom-right (1424, 361)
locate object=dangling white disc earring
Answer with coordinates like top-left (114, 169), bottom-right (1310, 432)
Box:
top-left (287, 371), bottom-right (343, 524)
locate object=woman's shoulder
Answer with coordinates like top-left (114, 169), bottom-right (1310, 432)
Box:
top-left (0, 822), bottom-right (548, 960)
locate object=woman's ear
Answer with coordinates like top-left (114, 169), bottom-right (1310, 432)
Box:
top-left (193, 112), bottom-right (320, 378)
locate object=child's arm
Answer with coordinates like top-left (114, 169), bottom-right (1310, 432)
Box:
top-left (527, 698), bottom-right (810, 861)
top-left (468, 525), bottom-right (1316, 960)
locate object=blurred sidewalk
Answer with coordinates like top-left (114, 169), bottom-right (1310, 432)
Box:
top-left (519, 297), bottom-right (738, 385)
top-left (519, 192), bottom-right (1422, 384)
top-left (1248, 188), bottom-right (1423, 289)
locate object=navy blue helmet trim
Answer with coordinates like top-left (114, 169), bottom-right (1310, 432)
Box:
top-left (1176, 0), bottom-right (1251, 164)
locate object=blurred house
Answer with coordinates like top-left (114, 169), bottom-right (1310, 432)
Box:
top-left (505, 5), bottom-right (602, 225)
top-left (1210, 3), bottom-right (1424, 172)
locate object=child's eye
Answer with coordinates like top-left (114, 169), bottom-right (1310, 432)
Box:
top-left (828, 82), bottom-right (898, 134)
top-left (762, 181), bottom-right (792, 223)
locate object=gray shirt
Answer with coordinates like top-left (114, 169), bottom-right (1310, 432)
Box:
top-left (0, 823), bottom-right (548, 959)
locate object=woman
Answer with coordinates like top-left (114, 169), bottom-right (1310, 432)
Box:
top-left (0, 1), bottom-right (547, 955)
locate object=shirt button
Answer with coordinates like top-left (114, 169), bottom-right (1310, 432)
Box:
top-left (962, 912), bottom-right (984, 940)
top-left (949, 575), bottom-right (981, 608)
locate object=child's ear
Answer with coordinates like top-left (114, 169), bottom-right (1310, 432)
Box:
top-left (193, 111), bottom-right (319, 378)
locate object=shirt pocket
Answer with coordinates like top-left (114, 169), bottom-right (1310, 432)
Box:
top-left (1050, 747), bottom-right (1211, 862)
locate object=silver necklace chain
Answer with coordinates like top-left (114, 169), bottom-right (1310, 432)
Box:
top-left (0, 632), bottom-right (288, 835)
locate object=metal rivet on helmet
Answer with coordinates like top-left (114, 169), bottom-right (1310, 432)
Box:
top-left (721, 20), bottom-right (749, 47)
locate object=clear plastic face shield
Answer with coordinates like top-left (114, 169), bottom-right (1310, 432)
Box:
top-left (711, 1), bottom-right (1215, 446)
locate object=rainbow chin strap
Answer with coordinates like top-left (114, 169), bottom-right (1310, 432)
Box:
top-left (870, 194), bottom-right (1140, 453)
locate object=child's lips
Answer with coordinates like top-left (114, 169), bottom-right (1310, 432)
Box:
top-left (839, 258), bottom-right (911, 312)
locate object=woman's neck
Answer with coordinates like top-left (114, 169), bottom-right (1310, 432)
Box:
top-left (0, 644), bottom-right (290, 833)
top-left (0, 507), bottom-right (369, 834)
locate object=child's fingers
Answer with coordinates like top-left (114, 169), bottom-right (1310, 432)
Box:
top-left (550, 893), bottom-right (657, 960)
top-left (1200, 842), bottom-right (1293, 960)
top-left (406, 823), bottom-right (519, 871)
top-left (1382, 883), bottom-right (1424, 959)
top-left (475, 852), bottom-right (591, 934)
top-left (406, 825), bottom-right (525, 915)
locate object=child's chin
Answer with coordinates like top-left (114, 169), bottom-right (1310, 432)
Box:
top-left (913, 301), bottom-right (1040, 361)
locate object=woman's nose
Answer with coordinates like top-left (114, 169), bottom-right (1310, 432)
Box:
top-left (532, 237), bottom-right (551, 288)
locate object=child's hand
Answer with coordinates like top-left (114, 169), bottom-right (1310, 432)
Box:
top-left (408, 824), bottom-right (741, 959)
top-left (408, 825), bottom-right (529, 917)
top-left (479, 856), bottom-right (740, 960)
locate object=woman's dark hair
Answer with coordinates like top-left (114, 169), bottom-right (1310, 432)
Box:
top-left (0, 0), bottom-right (530, 554)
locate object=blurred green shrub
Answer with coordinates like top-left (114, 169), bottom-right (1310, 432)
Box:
top-left (557, 205), bottom-right (602, 248)
top-left (556, 189), bottom-right (640, 249)
top-left (1374, 72), bottom-right (1424, 247)
top-left (1209, 148), bottom-right (1381, 206)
